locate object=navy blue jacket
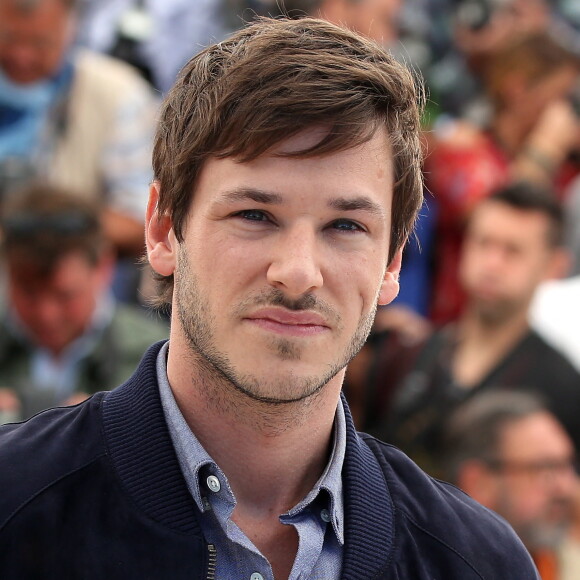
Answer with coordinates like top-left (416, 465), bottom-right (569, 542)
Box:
top-left (0, 342), bottom-right (539, 579)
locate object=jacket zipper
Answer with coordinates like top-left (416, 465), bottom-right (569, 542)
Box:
top-left (206, 544), bottom-right (217, 580)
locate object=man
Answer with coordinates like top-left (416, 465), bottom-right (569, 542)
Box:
top-left (0, 0), bottom-right (157, 254)
top-left (442, 391), bottom-right (580, 579)
top-left (368, 181), bottom-right (580, 475)
top-left (0, 184), bottom-right (168, 424)
top-left (0, 17), bottom-right (537, 578)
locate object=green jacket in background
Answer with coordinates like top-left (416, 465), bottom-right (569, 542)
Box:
top-left (0, 304), bottom-right (168, 422)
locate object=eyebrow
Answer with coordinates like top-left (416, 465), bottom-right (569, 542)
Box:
top-left (329, 196), bottom-right (386, 217)
top-left (219, 188), bottom-right (386, 217)
top-left (219, 188), bottom-right (283, 205)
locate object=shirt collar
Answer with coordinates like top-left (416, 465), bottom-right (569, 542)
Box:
top-left (156, 341), bottom-right (345, 544)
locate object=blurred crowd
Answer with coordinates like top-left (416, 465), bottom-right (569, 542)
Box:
top-left (2, 0), bottom-right (580, 577)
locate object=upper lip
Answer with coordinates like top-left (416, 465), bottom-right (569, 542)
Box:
top-left (246, 308), bottom-right (329, 327)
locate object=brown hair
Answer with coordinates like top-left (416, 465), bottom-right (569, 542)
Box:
top-left (152, 16), bottom-right (425, 303)
top-left (486, 180), bottom-right (565, 248)
top-left (0, 183), bottom-right (105, 277)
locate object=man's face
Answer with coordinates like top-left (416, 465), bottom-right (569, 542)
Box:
top-left (491, 412), bottom-right (577, 550)
top-left (0, 0), bottom-right (75, 84)
top-left (459, 200), bottom-right (556, 322)
top-left (7, 251), bottom-right (109, 355)
top-left (159, 128), bottom-right (400, 405)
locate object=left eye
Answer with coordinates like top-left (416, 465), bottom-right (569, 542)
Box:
top-left (237, 209), bottom-right (268, 221)
top-left (331, 219), bottom-right (364, 232)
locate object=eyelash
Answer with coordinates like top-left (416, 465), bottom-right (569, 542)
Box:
top-left (237, 209), bottom-right (268, 222)
top-left (234, 210), bottom-right (366, 233)
top-left (331, 219), bottom-right (365, 233)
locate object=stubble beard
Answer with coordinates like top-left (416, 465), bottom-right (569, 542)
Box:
top-left (175, 249), bottom-right (376, 416)
top-left (499, 495), bottom-right (572, 551)
top-left (471, 294), bottom-right (523, 328)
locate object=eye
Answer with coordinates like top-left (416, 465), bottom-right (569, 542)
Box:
top-left (330, 219), bottom-right (366, 233)
top-left (235, 209), bottom-right (269, 222)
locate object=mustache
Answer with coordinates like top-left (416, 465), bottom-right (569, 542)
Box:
top-left (236, 288), bottom-right (342, 326)
top-left (257, 289), bottom-right (319, 311)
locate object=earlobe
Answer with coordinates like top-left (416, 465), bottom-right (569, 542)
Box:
top-left (378, 247), bottom-right (403, 306)
top-left (146, 181), bottom-right (177, 277)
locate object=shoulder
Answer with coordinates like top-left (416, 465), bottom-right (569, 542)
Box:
top-left (522, 331), bottom-right (580, 379)
top-left (110, 305), bottom-right (169, 346)
top-left (0, 395), bottom-right (107, 529)
top-left (361, 434), bottom-right (538, 577)
top-left (71, 48), bottom-right (156, 102)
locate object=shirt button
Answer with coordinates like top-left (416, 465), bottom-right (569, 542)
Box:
top-left (320, 508), bottom-right (331, 522)
top-left (206, 475), bottom-right (221, 493)
top-left (250, 574), bottom-right (264, 580)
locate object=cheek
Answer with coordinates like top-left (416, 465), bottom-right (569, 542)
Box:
top-left (346, 259), bottom-right (384, 309)
top-left (509, 481), bottom-right (545, 518)
top-left (11, 296), bottom-right (34, 321)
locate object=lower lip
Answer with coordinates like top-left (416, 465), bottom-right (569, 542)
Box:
top-left (246, 318), bottom-right (328, 337)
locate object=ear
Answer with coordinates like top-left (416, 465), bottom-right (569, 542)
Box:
top-left (146, 181), bottom-right (177, 277)
top-left (378, 247), bottom-right (403, 306)
top-left (544, 247), bottom-right (571, 281)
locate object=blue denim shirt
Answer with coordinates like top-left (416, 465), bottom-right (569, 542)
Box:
top-left (157, 342), bottom-right (344, 579)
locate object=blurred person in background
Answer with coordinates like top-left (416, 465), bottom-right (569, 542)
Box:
top-left (0, 184), bottom-right (168, 424)
top-left (76, 0), bottom-right (237, 93)
top-left (0, 0), bottom-right (157, 256)
top-left (429, 0), bottom-right (552, 125)
top-left (350, 182), bottom-right (580, 473)
top-left (442, 391), bottom-right (580, 580)
top-left (426, 31), bottom-right (580, 323)
top-left (278, 0), bottom-right (402, 45)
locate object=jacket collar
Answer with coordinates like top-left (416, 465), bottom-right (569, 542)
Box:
top-left (102, 341), bottom-right (395, 573)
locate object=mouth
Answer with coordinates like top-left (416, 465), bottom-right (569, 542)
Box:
top-left (244, 308), bottom-right (330, 337)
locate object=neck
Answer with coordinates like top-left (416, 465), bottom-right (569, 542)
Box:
top-left (451, 305), bottom-right (530, 388)
top-left (459, 304), bottom-right (530, 345)
top-left (166, 333), bottom-right (341, 515)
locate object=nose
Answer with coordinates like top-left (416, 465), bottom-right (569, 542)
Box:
top-left (266, 224), bottom-right (324, 297)
top-left (33, 295), bottom-right (62, 327)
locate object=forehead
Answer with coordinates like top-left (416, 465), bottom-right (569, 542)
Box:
top-left (467, 201), bottom-right (551, 244)
top-left (361, 0), bottom-right (401, 16)
top-left (0, 0), bottom-right (69, 27)
top-left (193, 127), bottom-right (394, 210)
top-left (500, 412), bottom-right (573, 460)
top-left (7, 250), bottom-right (94, 284)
